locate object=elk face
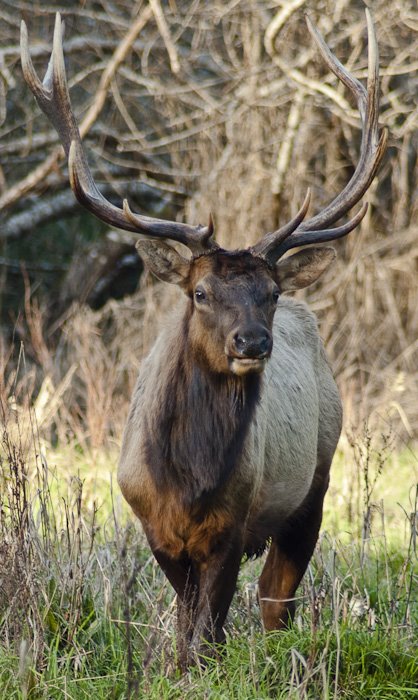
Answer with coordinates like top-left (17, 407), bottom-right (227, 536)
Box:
top-left (136, 241), bottom-right (336, 376)
top-left (187, 251), bottom-right (277, 376)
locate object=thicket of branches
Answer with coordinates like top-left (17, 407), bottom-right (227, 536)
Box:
top-left (1, 0), bottom-right (417, 444)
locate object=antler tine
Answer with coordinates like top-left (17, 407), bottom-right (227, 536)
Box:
top-left (256, 10), bottom-right (387, 265)
top-left (273, 202), bottom-right (368, 259)
top-left (21, 15), bottom-right (81, 155)
top-left (21, 13), bottom-right (217, 256)
top-left (251, 189), bottom-right (311, 258)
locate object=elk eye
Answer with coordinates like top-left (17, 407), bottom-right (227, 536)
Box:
top-left (272, 289), bottom-right (280, 303)
top-left (194, 288), bottom-right (206, 302)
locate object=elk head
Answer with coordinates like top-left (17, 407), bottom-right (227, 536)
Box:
top-left (21, 11), bottom-right (387, 376)
top-left (135, 239), bottom-right (337, 375)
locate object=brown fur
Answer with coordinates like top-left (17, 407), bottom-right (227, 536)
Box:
top-left (142, 352), bottom-right (261, 504)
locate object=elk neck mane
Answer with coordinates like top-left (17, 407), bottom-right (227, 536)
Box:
top-left (142, 308), bottom-right (261, 506)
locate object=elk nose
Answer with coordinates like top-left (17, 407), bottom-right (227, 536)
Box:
top-left (233, 330), bottom-right (272, 359)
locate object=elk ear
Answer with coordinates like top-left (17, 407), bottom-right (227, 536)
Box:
top-left (274, 247), bottom-right (336, 291)
top-left (136, 240), bottom-right (191, 285)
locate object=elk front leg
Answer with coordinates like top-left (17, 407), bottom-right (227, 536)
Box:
top-left (259, 469), bottom-right (329, 629)
top-left (150, 548), bottom-right (198, 669)
top-left (190, 532), bottom-right (243, 658)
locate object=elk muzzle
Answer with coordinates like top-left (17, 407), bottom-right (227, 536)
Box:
top-left (226, 325), bottom-right (273, 375)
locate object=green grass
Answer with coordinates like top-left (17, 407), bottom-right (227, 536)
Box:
top-left (2, 592), bottom-right (416, 699)
top-left (1, 422), bottom-right (417, 699)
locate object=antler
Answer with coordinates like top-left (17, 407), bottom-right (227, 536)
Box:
top-left (20, 13), bottom-right (217, 256)
top-left (252, 9), bottom-right (388, 265)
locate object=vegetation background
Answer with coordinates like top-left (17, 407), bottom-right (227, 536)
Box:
top-left (0, 0), bottom-right (417, 697)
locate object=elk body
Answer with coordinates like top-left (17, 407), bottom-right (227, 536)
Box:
top-left (118, 249), bottom-right (343, 663)
top-left (22, 11), bottom-right (387, 667)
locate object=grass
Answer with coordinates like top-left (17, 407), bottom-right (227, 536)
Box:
top-left (0, 409), bottom-right (417, 699)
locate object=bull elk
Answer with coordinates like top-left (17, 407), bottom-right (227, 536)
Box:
top-left (21, 11), bottom-right (387, 667)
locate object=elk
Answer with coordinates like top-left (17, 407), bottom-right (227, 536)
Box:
top-left (22, 11), bottom-right (387, 667)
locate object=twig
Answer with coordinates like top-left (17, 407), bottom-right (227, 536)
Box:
top-left (272, 90), bottom-right (305, 196)
top-left (264, 0), bottom-right (308, 57)
top-left (149, 0), bottom-right (180, 75)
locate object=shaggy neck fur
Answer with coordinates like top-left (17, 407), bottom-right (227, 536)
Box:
top-left (143, 314), bottom-right (261, 506)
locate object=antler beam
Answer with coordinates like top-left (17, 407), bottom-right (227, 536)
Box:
top-left (21, 13), bottom-right (217, 256)
top-left (252, 9), bottom-right (387, 265)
